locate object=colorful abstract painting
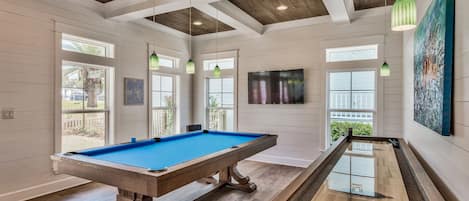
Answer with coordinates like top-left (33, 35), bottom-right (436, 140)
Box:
top-left (124, 78), bottom-right (144, 105)
top-left (414, 0), bottom-right (454, 136)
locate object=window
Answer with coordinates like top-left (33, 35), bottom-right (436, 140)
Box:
top-left (202, 53), bottom-right (237, 131)
top-left (151, 74), bottom-right (176, 137)
top-left (206, 77), bottom-right (234, 131)
top-left (158, 55), bottom-right (178, 68)
top-left (203, 58), bottom-right (235, 71)
top-left (59, 33), bottom-right (115, 153)
top-left (61, 61), bottom-right (112, 152)
top-left (62, 34), bottom-right (115, 58)
top-left (326, 45), bottom-right (378, 63)
top-left (328, 71), bottom-right (376, 142)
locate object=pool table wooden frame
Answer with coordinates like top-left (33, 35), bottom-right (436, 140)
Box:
top-left (51, 132), bottom-right (277, 201)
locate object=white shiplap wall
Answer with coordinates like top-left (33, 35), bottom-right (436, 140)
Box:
top-left (0, 0), bottom-right (191, 199)
top-left (193, 11), bottom-right (403, 167)
top-left (402, 0), bottom-right (469, 200)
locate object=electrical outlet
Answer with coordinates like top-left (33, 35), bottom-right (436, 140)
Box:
top-left (1, 108), bottom-right (15, 120)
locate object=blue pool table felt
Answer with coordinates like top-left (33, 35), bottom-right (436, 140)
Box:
top-left (76, 131), bottom-right (262, 171)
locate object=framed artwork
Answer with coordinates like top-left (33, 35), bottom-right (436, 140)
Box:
top-left (414, 0), bottom-right (455, 136)
top-left (124, 78), bottom-right (144, 105)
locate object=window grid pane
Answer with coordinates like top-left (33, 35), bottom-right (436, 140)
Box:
top-left (62, 34), bottom-right (114, 58)
top-left (326, 45), bottom-right (378, 63)
top-left (207, 77), bottom-right (234, 131)
top-left (61, 62), bottom-right (110, 152)
top-left (203, 58), bottom-right (235, 71)
top-left (329, 72), bottom-right (375, 110)
top-left (328, 71), bottom-right (375, 141)
top-left (151, 74), bottom-right (176, 137)
top-left (159, 57), bottom-right (175, 68)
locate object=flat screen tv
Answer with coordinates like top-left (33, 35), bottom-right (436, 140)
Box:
top-left (248, 69), bottom-right (304, 104)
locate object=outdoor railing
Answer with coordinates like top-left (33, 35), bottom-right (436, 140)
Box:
top-left (208, 109), bottom-right (228, 130)
top-left (62, 113), bottom-right (105, 134)
top-left (151, 108), bottom-right (175, 137)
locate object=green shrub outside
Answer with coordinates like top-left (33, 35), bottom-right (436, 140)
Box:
top-left (330, 121), bottom-right (372, 141)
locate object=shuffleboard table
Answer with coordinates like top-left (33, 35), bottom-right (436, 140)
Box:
top-left (51, 130), bottom-right (277, 201)
top-left (273, 132), bottom-right (447, 201)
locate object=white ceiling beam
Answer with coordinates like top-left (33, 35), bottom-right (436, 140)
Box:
top-left (193, 30), bottom-right (241, 41)
top-left (203, 0), bottom-right (264, 36)
top-left (322, 0), bottom-right (355, 24)
top-left (133, 18), bottom-right (189, 39)
top-left (105, 0), bottom-right (219, 21)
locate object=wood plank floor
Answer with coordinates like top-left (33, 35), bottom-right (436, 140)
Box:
top-left (29, 161), bottom-right (303, 201)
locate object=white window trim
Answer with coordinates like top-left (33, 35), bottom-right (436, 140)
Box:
top-left (199, 50), bottom-right (238, 131)
top-left (54, 30), bottom-right (116, 153)
top-left (147, 44), bottom-right (185, 136)
top-left (320, 35), bottom-right (385, 149)
top-left (326, 69), bottom-right (378, 146)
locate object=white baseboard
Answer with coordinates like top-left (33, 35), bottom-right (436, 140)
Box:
top-left (247, 154), bottom-right (313, 168)
top-left (0, 177), bottom-right (89, 201)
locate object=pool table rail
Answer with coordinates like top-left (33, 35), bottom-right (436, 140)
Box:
top-left (51, 133), bottom-right (277, 199)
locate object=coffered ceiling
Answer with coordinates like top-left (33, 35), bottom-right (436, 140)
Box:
top-left (99, 0), bottom-right (395, 37)
top-left (228, 0), bottom-right (329, 25)
top-left (145, 8), bottom-right (234, 36)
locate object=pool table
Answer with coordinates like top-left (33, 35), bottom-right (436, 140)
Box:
top-left (51, 130), bottom-right (277, 201)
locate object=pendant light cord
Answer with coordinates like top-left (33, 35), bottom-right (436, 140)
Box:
top-left (216, 9), bottom-right (219, 66)
top-left (383, 0), bottom-right (387, 60)
top-left (189, 0), bottom-right (192, 57)
top-left (153, 0), bottom-right (157, 50)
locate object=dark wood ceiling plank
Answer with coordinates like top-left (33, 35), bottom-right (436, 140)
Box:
top-left (146, 8), bottom-right (234, 36)
top-left (228, 0), bottom-right (329, 25)
top-left (353, 0), bottom-right (395, 10)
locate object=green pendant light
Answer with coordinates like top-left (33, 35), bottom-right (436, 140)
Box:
top-left (213, 65), bottom-right (221, 77)
top-left (149, 51), bottom-right (159, 70)
top-left (186, 59), bottom-right (195, 74)
top-left (149, 0), bottom-right (159, 70)
top-left (186, 1), bottom-right (196, 74)
top-left (380, 62), bottom-right (391, 76)
top-left (391, 0), bottom-right (417, 31)
top-left (381, 0), bottom-right (391, 77)
top-left (213, 10), bottom-right (221, 78)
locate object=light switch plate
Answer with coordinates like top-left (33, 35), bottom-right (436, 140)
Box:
top-left (1, 108), bottom-right (15, 120)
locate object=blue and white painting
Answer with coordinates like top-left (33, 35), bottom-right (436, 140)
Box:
top-left (124, 78), bottom-right (144, 105)
top-left (414, 0), bottom-right (454, 136)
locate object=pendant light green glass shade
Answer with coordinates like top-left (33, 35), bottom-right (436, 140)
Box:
top-left (186, 59), bottom-right (195, 74)
top-left (391, 0), bottom-right (417, 31)
top-left (380, 62), bottom-right (391, 77)
top-left (149, 51), bottom-right (160, 70)
top-left (213, 65), bottom-right (221, 78)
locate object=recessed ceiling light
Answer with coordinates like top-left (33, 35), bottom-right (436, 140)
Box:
top-left (276, 5), bottom-right (288, 11)
top-left (193, 21), bottom-right (203, 26)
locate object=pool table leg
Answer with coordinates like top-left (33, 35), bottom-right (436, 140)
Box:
top-left (116, 189), bottom-right (152, 201)
top-left (221, 163), bottom-right (257, 193)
